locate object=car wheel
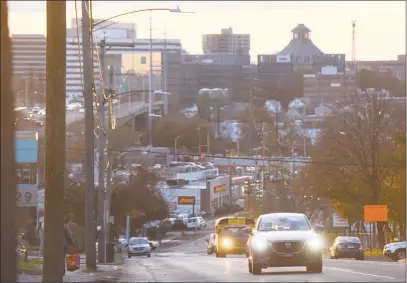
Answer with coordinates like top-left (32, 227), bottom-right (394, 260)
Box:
top-left (248, 259), bottom-right (253, 273)
top-left (147, 254), bottom-right (151, 258)
top-left (396, 249), bottom-right (406, 260)
top-left (128, 255), bottom-right (131, 259)
top-left (252, 260), bottom-right (262, 275)
top-left (306, 261), bottom-right (323, 273)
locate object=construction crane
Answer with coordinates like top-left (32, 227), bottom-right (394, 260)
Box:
top-left (352, 20), bottom-right (356, 72)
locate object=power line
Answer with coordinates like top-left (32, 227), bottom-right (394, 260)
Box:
top-left (56, 146), bottom-right (403, 168)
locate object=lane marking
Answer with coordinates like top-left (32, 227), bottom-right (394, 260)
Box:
top-left (330, 267), bottom-right (397, 280)
top-left (325, 258), bottom-right (405, 266)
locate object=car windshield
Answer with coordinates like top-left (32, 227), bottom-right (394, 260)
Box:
top-left (336, 237), bottom-right (361, 243)
top-left (129, 238), bottom-right (148, 245)
top-left (188, 218), bottom-right (196, 223)
top-left (258, 214), bottom-right (311, 231)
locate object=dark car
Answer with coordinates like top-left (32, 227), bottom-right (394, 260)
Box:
top-left (172, 219), bottom-right (186, 230)
top-left (247, 213), bottom-right (324, 275)
top-left (330, 236), bottom-right (364, 260)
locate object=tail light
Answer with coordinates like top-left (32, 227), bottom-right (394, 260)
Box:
top-left (337, 244), bottom-right (343, 249)
top-left (359, 244), bottom-right (364, 250)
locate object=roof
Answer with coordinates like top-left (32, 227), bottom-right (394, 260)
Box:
top-left (279, 24), bottom-right (323, 56)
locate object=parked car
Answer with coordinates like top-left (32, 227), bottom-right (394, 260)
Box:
top-left (329, 236), bottom-right (364, 260)
top-left (187, 217), bottom-right (200, 230)
top-left (197, 216), bottom-right (207, 228)
top-left (383, 241), bottom-right (406, 261)
top-left (172, 219), bottom-right (187, 230)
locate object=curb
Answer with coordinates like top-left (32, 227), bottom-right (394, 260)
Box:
top-left (18, 268), bottom-right (42, 276)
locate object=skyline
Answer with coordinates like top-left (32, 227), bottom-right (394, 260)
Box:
top-left (7, 1), bottom-right (406, 62)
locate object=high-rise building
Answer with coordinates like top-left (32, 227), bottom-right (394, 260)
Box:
top-left (11, 34), bottom-right (46, 81)
top-left (202, 27), bottom-right (250, 56)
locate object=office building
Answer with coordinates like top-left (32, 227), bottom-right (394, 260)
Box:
top-left (203, 27), bottom-right (250, 55)
top-left (66, 18), bottom-right (182, 97)
top-left (11, 34), bottom-right (46, 81)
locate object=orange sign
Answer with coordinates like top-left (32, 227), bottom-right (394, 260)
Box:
top-left (364, 205), bottom-right (388, 222)
top-left (214, 184), bottom-right (227, 193)
top-left (178, 196), bottom-right (195, 205)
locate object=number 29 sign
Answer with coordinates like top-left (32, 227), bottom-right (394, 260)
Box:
top-left (16, 185), bottom-right (38, 208)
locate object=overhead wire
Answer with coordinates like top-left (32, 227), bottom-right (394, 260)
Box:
top-left (88, 0), bottom-right (106, 135)
top-left (60, 146), bottom-right (402, 168)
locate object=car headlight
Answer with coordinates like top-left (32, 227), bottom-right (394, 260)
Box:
top-left (307, 238), bottom-right (323, 251)
top-left (251, 236), bottom-right (268, 252)
top-left (221, 238), bottom-right (233, 249)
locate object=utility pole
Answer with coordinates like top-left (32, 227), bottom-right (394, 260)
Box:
top-left (42, 2), bottom-right (66, 281)
top-left (206, 128), bottom-right (210, 155)
top-left (97, 37), bottom-right (106, 264)
top-left (1, 2), bottom-right (17, 281)
top-left (82, 0), bottom-right (97, 270)
top-left (105, 65), bottom-right (114, 255)
top-left (163, 29), bottom-right (169, 114)
top-left (248, 88), bottom-right (254, 156)
top-left (148, 15), bottom-right (153, 147)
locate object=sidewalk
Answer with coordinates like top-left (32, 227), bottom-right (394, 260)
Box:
top-left (18, 254), bottom-right (123, 282)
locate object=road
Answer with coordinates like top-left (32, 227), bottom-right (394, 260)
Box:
top-left (119, 236), bottom-right (406, 282)
top-left (37, 100), bottom-right (163, 136)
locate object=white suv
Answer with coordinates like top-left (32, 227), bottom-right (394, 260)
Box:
top-left (383, 241), bottom-right (406, 261)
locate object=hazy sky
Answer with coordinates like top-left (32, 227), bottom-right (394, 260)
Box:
top-left (7, 1), bottom-right (406, 61)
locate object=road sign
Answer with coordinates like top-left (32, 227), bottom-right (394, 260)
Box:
top-left (364, 205), bottom-right (388, 222)
top-left (141, 56), bottom-right (146, 64)
top-left (16, 184), bottom-right (38, 207)
top-left (332, 213), bottom-right (349, 227)
top-left (178, 196), bottom-right (195, 205)
top-left (213, 184), bottom-right (227, 193)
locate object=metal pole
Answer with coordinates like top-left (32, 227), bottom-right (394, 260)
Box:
top-left (248, 88), bottom-right (253, 156)
top-left (82, 0), bottom-right (97, 269)
top-left (1, 2), bottom-right (17, 280)
top-left (105, 65), bottom-right (114, 257)
top-left (163, 29), bottom-right (169, 114)
top-left (97, 39), bottom-right (106, 264)
top-left (42, 2), bottom-right (66, 281)
top-left (148, 15), bottom-right (153, 147)
top-left (198, 127), bottom-right (201, 153)
top-left (206, 128), bottom-right (210, 155)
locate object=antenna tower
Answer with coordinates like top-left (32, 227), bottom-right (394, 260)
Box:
top-left (352, 20), bottom-right (356, 72)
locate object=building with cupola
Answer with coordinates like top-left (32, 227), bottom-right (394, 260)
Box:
top-left (258, 24), bottom-right (354, 104)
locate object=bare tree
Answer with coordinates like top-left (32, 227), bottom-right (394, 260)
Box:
top-left (305, 90), bottom-right (402, 247)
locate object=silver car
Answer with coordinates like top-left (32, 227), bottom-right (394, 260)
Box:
top-left (247, 213), bottom-right (324, 275)
top-left (127, 237), bottom-right (151, 258)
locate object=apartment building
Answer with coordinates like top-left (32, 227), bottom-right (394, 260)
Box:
top-left (203, 27), bottom-right (250, 55)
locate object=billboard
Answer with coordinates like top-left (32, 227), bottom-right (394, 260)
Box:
top-left (332, 213), bottom-right (349, 227)
top-left (178, 196), bottom-right (195, 205)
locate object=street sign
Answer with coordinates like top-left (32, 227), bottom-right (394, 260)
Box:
top-left (364, 205), bottom-right (388, 222)
top-left (16, 184), bottom-right (38, 207)
top-left (332, 213), bottom-right (349, 227)
top-left (178, 196), bottom-right (195, 205)
top-left (141, 56), bottom-right (146, 64)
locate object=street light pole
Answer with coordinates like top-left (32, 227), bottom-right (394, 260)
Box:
top-left (148, 15), bottom-right (153, 147)
top-left (175, 136), bottom-right (180, 161)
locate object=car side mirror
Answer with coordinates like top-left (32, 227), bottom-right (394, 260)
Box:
top-left (313, 224), bottom-right (324, 234)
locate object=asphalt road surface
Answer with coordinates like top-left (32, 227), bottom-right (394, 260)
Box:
top-left (119, 236), bottom-right (406, 282)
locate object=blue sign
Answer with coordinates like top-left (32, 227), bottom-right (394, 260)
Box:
top-left (15, 131), bottom-right (38, 163)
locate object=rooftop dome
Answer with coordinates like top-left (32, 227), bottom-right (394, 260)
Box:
top-left (279, 24), bottom-right (323, 56)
